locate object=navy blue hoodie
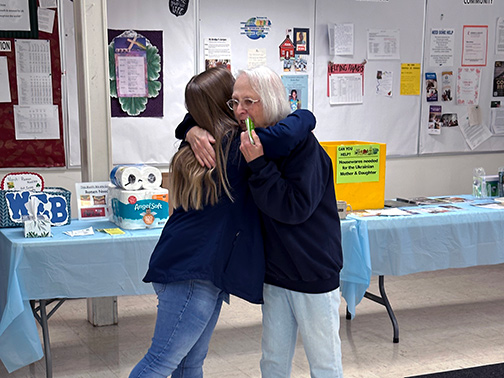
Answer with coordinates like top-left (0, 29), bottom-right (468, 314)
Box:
top-left (249, 121), bottom-right (343, 294)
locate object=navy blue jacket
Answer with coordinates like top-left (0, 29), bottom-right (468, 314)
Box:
top-left (248, 126), bottom-right (343, 294)
top-left (144, 110), bottom-right (315, 304)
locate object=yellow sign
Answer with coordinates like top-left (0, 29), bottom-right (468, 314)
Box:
top-left (400, 63), bottom-right (421, 95)
top-left (336, 144), bottom-right (381, 184)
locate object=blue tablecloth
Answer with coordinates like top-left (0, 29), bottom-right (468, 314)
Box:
top-left (0, 218), bottom-right (369, 373)
top-left (0, 220), bottom-right (161, 373)
top-left (348, 196), bottom-right (504, 276)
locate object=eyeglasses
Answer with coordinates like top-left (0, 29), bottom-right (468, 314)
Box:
top-left (226, 98), bottom-right (260, 111)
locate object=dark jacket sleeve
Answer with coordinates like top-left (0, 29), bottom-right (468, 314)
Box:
top-left (175, 110), bottom-right (315, 161)
top-left (175, 113), bottom-right (196, 140)
top-left (247, 134), bottom-right (330, 225)
top-left (255, 109), bottom-right (316, 160)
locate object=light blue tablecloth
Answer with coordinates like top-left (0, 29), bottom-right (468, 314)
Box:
top-left (0, 220), bottom-right (161, 373)
top-left (348, 196), bottom-right (504, 276)
top-left (340, 219), bottom-right (371, 318)
top-left (0, 219), bottom-right (370, 373)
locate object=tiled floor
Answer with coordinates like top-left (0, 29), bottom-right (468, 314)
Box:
top-left (1, 264), bottom-right (504, 378)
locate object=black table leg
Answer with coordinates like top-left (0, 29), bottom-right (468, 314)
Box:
top-left (30, 299), bottom-right (66, 378)
top-left (350, 275), bottom-right (399, 343)
top-left (363, 275), bottom-right (399, 343)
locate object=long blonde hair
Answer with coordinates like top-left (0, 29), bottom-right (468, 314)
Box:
top-left (169, 67), bottom-right (238, 211)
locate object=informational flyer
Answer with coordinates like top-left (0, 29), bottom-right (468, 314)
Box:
top-left (15, 39), bottom-right (53, 105)
top-left (75, 182), bottom-right (110, 220)
top-left (327, 62), bottom-right (364, 103)
top-left (441, 71), bottom-right (453, 102)
top-left (336, 144), bottom-right (381, 184)
top-left (0, 0), bottom-right (31, 31)
top-left (329, 23), bottom-right (354, 56)
top-left (0, 56), bottom-right (11, 103)
top-left (204, 37), bottom-right (231, 70)
top-left (496, 17), bottom-right (504, 54)
top-left (428, 105), bottom-right (442, 135)
top-left (462, 25), bottom-right (488, 67)
top-left (114, 36), bottom-right (148, 98)
top-left (281, 74), bottom-right (308, 111)
top-left (329, 74), bottom-right (363, 105)
top-left (367, 29), bottom-right (400, 60)
top-left (459, 120), bottom-right (492, 150)
top-left (247, 48), bottom-right (266, 69)
top-left (37, 7), bottom-right (55, 34)
top-left (400, 63), bottom-right (421, 95)
top-left (425, 72), bottom-right (438, 102)
top-left (493, 61), bottom-right (504, 96)
top-left (375, 70), bottom-right (393, 97)
top-left (429, 28), bottom-right (454, 67)
top-left (490, 106), bottom-right (504, 135)
top-left (457, 67), bottom-right (481, 105)
top-left (14, 104), bottom-right (60, 140)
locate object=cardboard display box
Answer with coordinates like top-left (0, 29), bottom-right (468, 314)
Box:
top-left (320, 141), bottom-right (386, 210)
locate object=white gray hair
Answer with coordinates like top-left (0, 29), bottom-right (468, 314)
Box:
top-left (236, 66), bottom-right (290, 125)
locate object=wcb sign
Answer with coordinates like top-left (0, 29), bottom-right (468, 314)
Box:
top-left (2, 189), bottom-right (70, 227)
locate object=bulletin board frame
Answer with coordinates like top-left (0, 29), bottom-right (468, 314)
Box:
top-left (0, 0), bottom-right (65, 168)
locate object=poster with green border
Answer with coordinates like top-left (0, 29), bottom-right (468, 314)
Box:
top-left (336, 144), bottom-right (381, 184)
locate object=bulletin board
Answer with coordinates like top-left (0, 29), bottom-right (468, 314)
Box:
top-left (0, 0), bottom-right (65, 168)
top-left (419, 0), bottom-right (504, 155)
top-left (312, 0), bottom-right (426, 157)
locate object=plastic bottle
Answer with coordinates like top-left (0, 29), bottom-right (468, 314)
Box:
top-left (472, 167), bottom-right (487, 198)
top-left (498, 166), bottom-right (504, 197)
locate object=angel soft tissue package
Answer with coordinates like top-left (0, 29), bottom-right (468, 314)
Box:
top-left (108, 165), bottom-right (168, 230)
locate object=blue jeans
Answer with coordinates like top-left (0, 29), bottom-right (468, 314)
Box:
top-left (129, 280), bottom-right (224, 378)
top-left (260, 284), bottom-right (344, 378)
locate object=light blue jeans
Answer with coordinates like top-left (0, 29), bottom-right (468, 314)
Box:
top-left (129, 280), bottom-right (224, 378)
top-left (260, 284), bottom-right (344, 378)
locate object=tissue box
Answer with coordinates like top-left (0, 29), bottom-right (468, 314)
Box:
top-left (24, 218), bottom-right (52, 238)
top-left (0, 187), bottom-right (71, 228)
top-left (108, 186), bottom-right (169, 229)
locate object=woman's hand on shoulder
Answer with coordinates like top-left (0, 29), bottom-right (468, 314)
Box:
top-left (186, 126), bottom-right (216, 168)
